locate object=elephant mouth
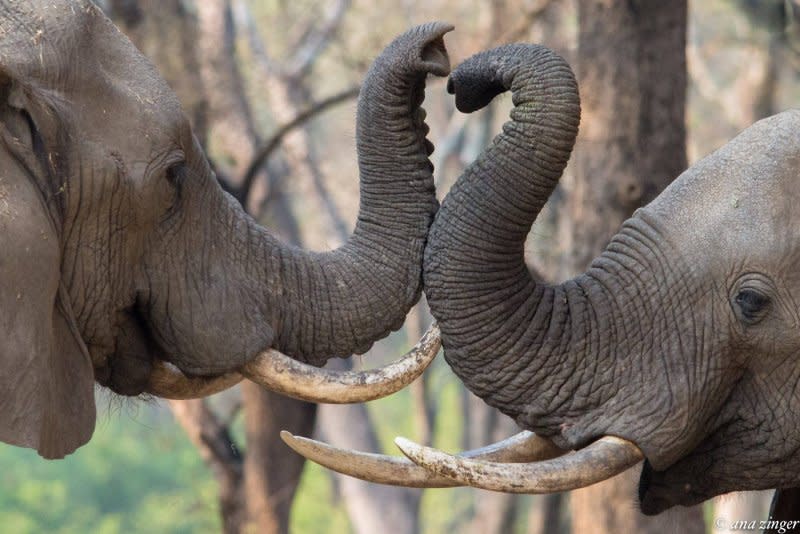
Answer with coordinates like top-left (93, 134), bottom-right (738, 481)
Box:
top-left (93, 308), bottom-right (162, 396)
top-left (94, 307), bottom-right (238, 397)
top-left (94, 301), bottom-right (443, 403)
top-left (638, 458), bottom-right (710, 515)
top-left (637, 403), bottom-right (762, 514)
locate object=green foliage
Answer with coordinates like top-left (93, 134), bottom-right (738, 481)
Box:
top-left (291, 462), bottom-right (352, 533)
top-left (0, 362), bottom-right (473, 534)
top-left (0, 399), bottom-right (220, 534)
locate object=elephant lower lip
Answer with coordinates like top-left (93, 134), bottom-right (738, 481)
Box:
top-left (639, 491), bottom-right (673, 515)
top-left (637, 457), bottom-right (709, 514)
top-left (638, 459), bottom-right (653, 503)
top-left (638, 460), bottom-right (672, 515)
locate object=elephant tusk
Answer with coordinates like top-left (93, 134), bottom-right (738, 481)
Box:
top-left (147, 361), bottom-right (244, 399)
top-left (393, 435), bottom-right (643, 493)
top-left (280, 430), bottom-right (566, 487)
top-left (240, 323), bottom-right (441, 403)
top-left (146, 324), bottom-right (439, 402)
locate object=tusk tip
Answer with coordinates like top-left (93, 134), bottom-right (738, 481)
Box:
top-left (243, 323), bottom-right (441, 403)
top-left (393, 436), bottom-right (410, 447)
top-left (394, 436), bottom-right (422, 457)
top-left (280, 430), bottom-right (303, 452)
top-left (280, 430), bottom-right (305, 456)
top-left (280, 431), bottom-right (322, 459)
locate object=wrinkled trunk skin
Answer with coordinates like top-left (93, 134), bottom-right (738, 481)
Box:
top-left (425, 43), bottom-right (588, 443)
top-left (144, 24), bottom-right (448, 375)
top-left (424, 44), bottom-right (712, 469)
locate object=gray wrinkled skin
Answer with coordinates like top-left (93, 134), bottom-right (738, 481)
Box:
top-left (0, 0), bottom-right (450, 458)
top-left (423, 43), bottom-right (800, 513)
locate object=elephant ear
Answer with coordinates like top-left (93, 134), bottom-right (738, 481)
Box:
top-left (0, 73), bottom-right (96, 459)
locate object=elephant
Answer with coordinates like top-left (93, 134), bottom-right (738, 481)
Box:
top-left (0, 0), bottom-right (452, 459)
top-left (282, 43), bottom-right (800, 516)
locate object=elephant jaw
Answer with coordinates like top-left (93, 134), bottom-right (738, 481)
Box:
top-left (100, 306), bottom-right (442, 404)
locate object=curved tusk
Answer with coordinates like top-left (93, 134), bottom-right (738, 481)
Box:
top-left (147, 361), bottom-right (244, 399)
top-left (280, 430), bottom-right (566, 487)
top-left (394, 435), bottom-right (644, 493)
top-left (240, 323), bottom-right (441, 403)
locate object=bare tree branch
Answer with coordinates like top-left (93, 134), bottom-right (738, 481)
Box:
top-left (238, 86), bottom-right (360, 206)
top-left (232, 0), bottom-right (281, 76)
top-left (490, 0), bottom-right (552, 45)
top-left (431, 110), bottom-right (469, 188)
top-left (197, 0), bottom-right (262, 181)
top-left (286, 0), bottom-right (352, 81)
top-left (169, 399), bottom-right (242, 477)
top-left (169, 399), bottom-right (244, 533)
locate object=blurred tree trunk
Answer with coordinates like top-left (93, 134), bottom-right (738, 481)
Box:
top-left (195, 0), bottom-right (260, 180)
top-left (715, 491), bottom-right (773, 533)
top-left (559, 2), bottom-right (705, 533)
top-left (169, 399), bottom-right (245, 533)
top-left (317, 388), bottom-right (423, 534)
top-left (241, 384), bottom-right (316, 534)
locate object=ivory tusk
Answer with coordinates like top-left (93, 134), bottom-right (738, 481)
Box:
top-left (240, 323), bottom-right (441, 403)
top-left (147, 361), bottom-right (243, 399)
top-left (146, 323), bottom-right (439, 402)
top-left (280, 430), bottom-right (566, 487)
top-left (394, 435), bottom-right (644, 493)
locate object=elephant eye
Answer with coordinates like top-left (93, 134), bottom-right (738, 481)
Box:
top-left (163, 162), bottom-right (186, 220)
top-left (734, 289), bottom-right (770, 324)
top-left (166, 162), bottom-right (186, 191)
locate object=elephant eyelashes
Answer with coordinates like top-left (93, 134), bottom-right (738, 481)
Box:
top-left (161, 162), bottom-right (186, 220)
top-left (165, 162), bottom-right (186, 190)
top-left (734, 289), bottom-right (770, 324)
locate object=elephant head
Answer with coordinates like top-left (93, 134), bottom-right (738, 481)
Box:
top-left (422, 45), bottom-right (800, 511)
top-left (0, 0), bottom-right (451, 459)
top-left (284, 43), bottom-right (800, 513)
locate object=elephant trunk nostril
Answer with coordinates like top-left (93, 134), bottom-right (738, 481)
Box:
top-left (447, 71), bottom-right (507, 113)
top-left (420, 36), bottom-right (451, 76)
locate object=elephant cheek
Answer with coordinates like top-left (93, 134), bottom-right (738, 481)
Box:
top-left (146, 288), bottom-right (276, 376)
top-left (104, 311), bottom-right (156, 396)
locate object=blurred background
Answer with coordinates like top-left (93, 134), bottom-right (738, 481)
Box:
top-left (1, 0), bottom-right (798, 532)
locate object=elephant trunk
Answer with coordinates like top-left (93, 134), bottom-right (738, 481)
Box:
top-left (424, 44), bottom-right (583, 422)
top-left (145, 23), bottom-right (452, 378)
top-left (269, 22), bottom-right (452, 363)
top-left (424, 45), bottom-right (694, 464)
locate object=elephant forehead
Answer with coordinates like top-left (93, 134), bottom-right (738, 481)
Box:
top-left (640, 110), bottom-right (800, 254)
top-left (0, 0), bottom-right (186, 145)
